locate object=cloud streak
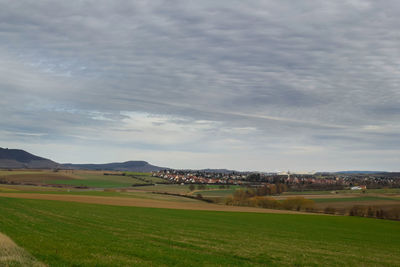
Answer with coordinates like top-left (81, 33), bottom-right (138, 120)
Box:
top-left (0, 0), bottom-right (399, 171)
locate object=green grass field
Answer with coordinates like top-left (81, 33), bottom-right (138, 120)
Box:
top-left (0, 197), bottom-right (399, 266)
top-left (0, 170), bottom-right (162, 188)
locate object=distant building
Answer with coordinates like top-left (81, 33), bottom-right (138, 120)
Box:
top-left (351, 185), bottom-right (367, 190)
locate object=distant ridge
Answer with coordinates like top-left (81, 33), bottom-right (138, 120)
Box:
top-left (334, 171), bottom-right (387, 174)
top-left (62, 161), bottom-right (165, 172)
top-left (0, 147), bottom-right (165, 172)
top-left (0, 147), bottom-right (59, 169)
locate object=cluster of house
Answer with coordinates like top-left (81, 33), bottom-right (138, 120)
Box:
top-left (152, 170), bottom-right (340, 185)
top-left (152, 169), bottom-right (400, 188)
top-left (152, 170), bottom-right (246, 184)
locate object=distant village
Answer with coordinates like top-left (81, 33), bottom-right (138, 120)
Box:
top-left (152, 169), bottom-right (400, 190)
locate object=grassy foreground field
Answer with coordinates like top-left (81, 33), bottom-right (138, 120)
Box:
top-left (0, 197), bottom-right (399, 266)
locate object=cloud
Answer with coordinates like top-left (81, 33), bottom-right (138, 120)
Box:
top-left (0, 0), bottom-right (400, 171)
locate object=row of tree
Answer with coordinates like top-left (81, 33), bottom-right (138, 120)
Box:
top-left (225, 188), bottom-right (314, 211)
top-left (325, 205), bottom-right (400, 220)
top-left (252, 183), bottom-right (287, 196)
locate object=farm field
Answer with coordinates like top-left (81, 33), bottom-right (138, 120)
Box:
top-left (137, 184), bottom-right (198, 194)
top-left (311, 196), bottom-right (400, 203)
top-left (276, 191), bottom-right (400, 215)
top-left (0, 184), bottom-right (236, 206)
top-left (125, 172), bottom-right (168, 184)
top-left (0, 231), bottom-right (45, 267)
top-left (0, 169), bottom-right (165, 188)
top-left (137, 184), bottom-right (239, 195)
top-left (1, 170), bottom-right (399, 217)
top-left (284, 188), bottom-right (400, 195)
top-left (0, 192), bottom-right (308, 214)
top-left (0, 197), bottom-right (400, 266)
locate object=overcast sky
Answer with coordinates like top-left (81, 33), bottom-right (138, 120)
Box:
top-left (1, 0), bottom-right (399, 171)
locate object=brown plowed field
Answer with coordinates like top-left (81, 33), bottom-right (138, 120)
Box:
top-left (0, 173), bottom-right (74, 183)
top-left (0, 193), bottom-right (316, 215)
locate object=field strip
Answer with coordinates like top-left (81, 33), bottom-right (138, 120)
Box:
top-left (0, 193), bottom-right (319, 215)
top-left (0, 232), bottom-right (46, 267)
top-left (275, 194), bottom-right (362, 200)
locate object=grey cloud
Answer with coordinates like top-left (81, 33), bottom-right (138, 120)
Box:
top-left (0, 0), bottom-right (400, 170)
top-left (368, 105), bottom-right (400, 117)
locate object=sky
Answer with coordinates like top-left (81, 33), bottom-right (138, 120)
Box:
top-left (1, 0), bottom-right (399, 172)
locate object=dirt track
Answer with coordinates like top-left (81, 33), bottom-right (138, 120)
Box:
top-left (0, 193), bottom-right (315, 215)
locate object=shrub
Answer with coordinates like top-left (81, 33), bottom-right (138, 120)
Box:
top-left (282, 197), bottom-right (315, 211)
top-left (348, 205), bottom-right (400, 220)
top-left (251, 197), bottom-right (281, 209)
top-left (225, 196), bottom-right (234, 205)
top-left (324, 206), bottom-right (337, 214)
top-left (103, 188), bottom-right (116, 192)
top-left (349, 205), bottom-right (379, 218)
top-left (223, 189), bottom-right (254, 206)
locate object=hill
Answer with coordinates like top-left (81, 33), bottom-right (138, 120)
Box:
top-left (0, 148), bottom-right (59, 169)
top-left (61, 161), bottom-right (165, 172)
top-left (334, 171), bottom-right (387, 174)
top-left (0, 148), bottom-right (165, 172)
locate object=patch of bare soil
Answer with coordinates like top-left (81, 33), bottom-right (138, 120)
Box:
top-left (0, 193), bottom-right (316, 215)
